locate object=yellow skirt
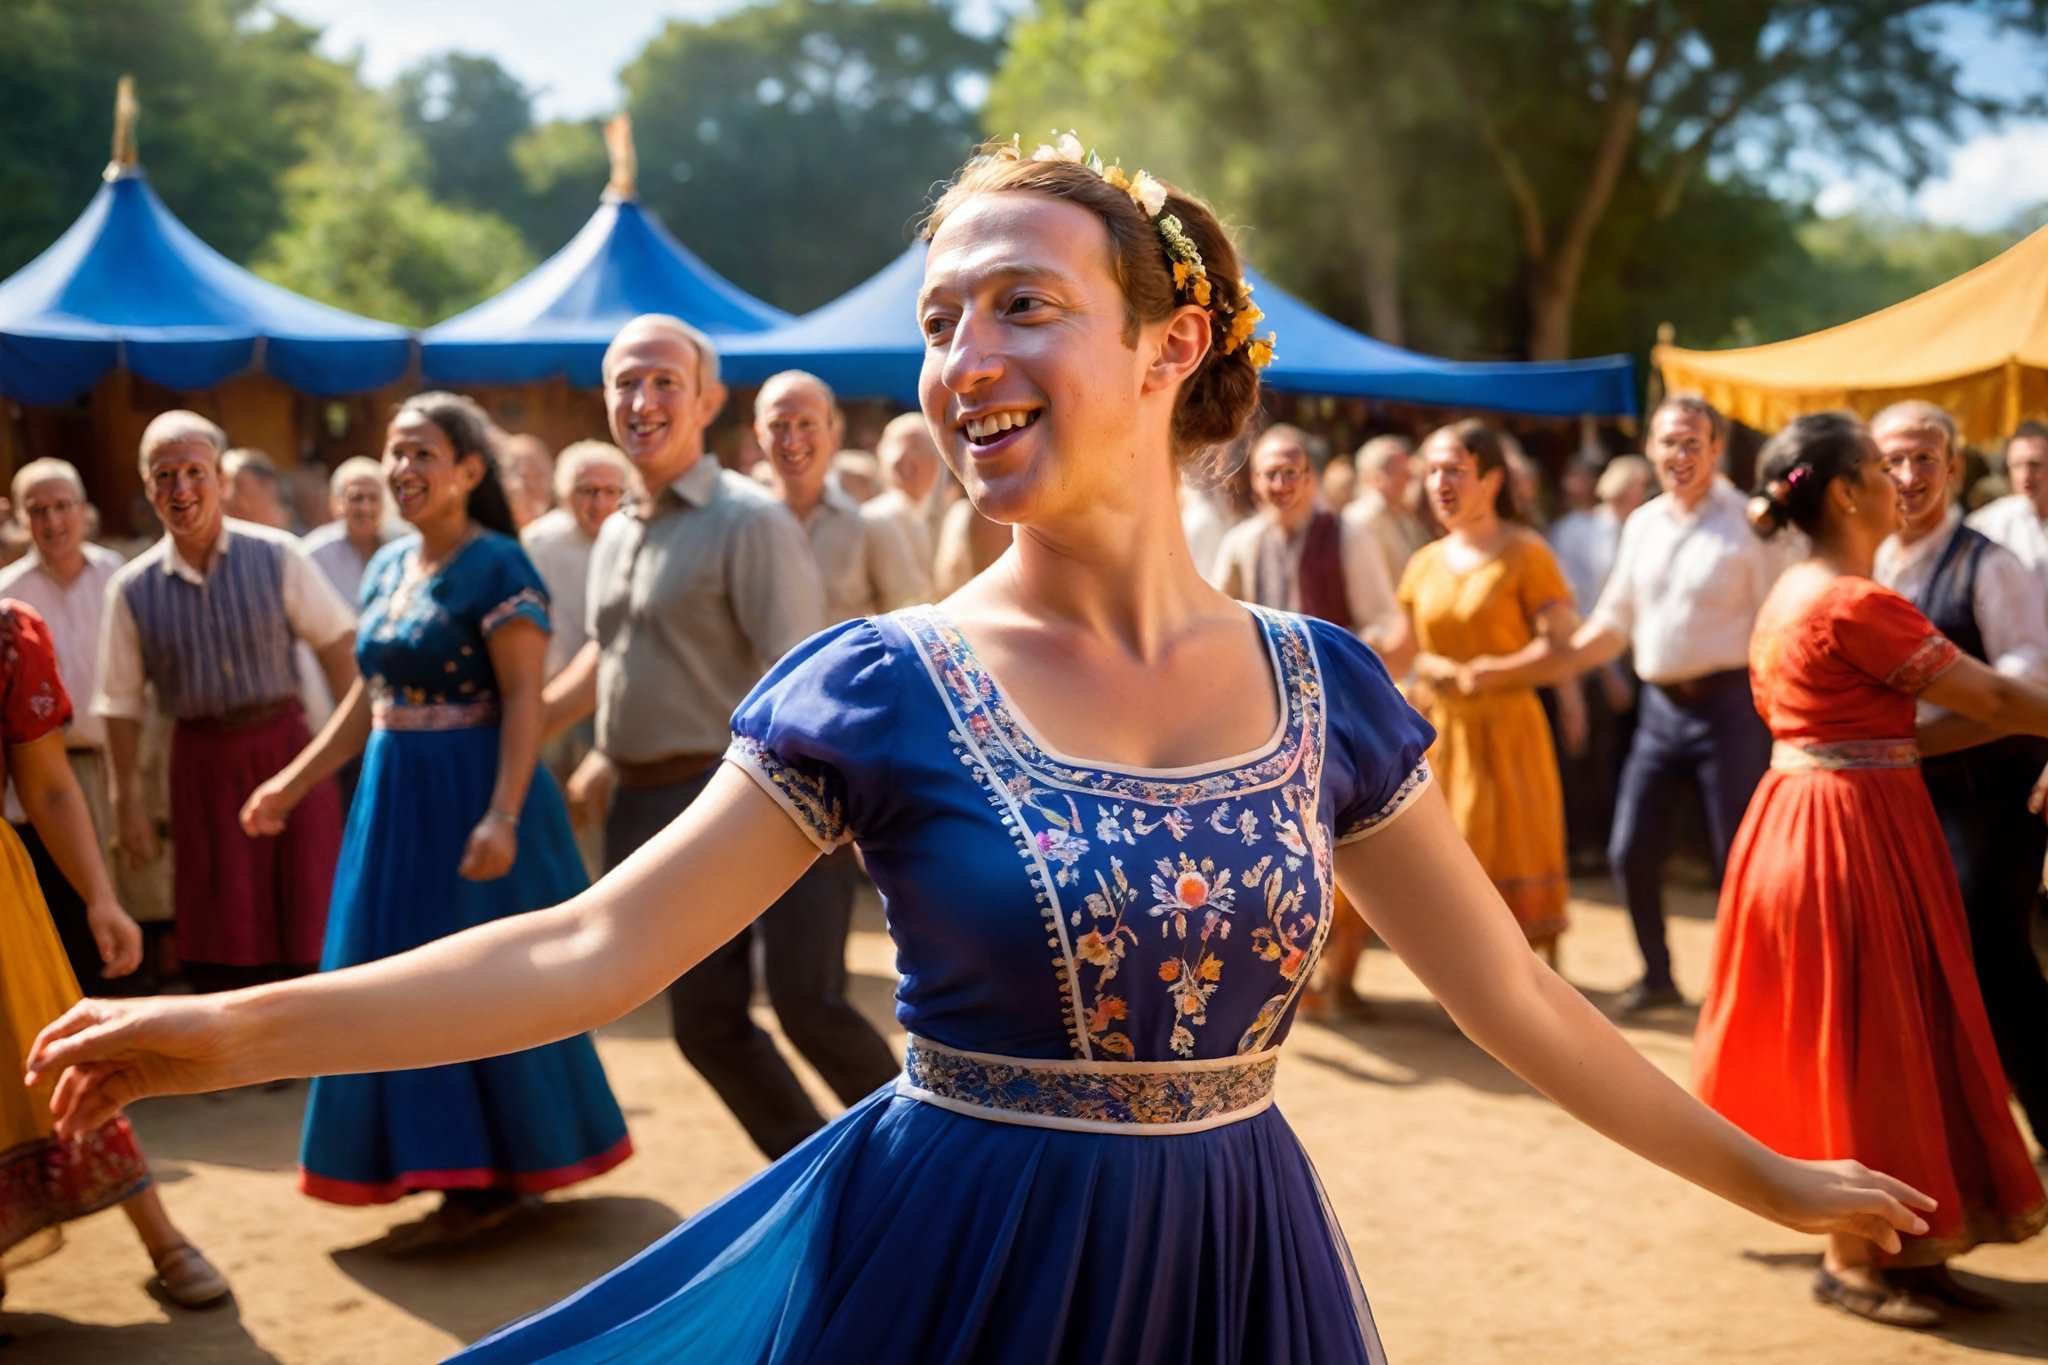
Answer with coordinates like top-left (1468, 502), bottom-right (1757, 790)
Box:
top-left (1420, 687), bottom-right (1570, 939)
top-left (0, 822), bottom-right (149, 1253)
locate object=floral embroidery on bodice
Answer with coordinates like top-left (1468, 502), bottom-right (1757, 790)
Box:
top-left (902, 606), bottom-right (1356, 1062)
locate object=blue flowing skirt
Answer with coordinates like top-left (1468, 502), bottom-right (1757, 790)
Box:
top-left (299, 725), bottom-right (631, 1204)
top-left (453, 1088), bottom-right (1384, 1364)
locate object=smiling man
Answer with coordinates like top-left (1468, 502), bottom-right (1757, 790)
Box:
top-left (541, 317), bottom-right (896, 1160)
top-left (758, 370), bottom-right (930, 621)
top-left (1556, 396), bottom-right (1786, 1013)
top-left (1873, 400), bottom-right (2048, 1152)
top-left (94, 411), bottom-right (357, 994)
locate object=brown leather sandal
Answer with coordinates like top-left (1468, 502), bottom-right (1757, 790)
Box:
top-left (1813, 1266), bottom-right (1941, 1329)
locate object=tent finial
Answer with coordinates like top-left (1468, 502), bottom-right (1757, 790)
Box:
top-left (105, 75), bottom-right (140, 181)
top-left (604, 114), bottom-right (637, 201)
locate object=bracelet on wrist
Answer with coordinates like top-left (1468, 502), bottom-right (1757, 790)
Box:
top-left (484, 806), bottom-right (519, 826)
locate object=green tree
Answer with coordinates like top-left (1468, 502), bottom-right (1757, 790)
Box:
top-left (624, 0), bottom-right (997, 311)
top-left (253, 97), bottom-right (534, 327)
top-left (0, 0), bottom-right (356, 274)
top-left (395, 53), bottom-right (540, 238)
top-left (992, 0), bottom-right (2048, 360)
top-left (510, 118), bottom-right (612, 254)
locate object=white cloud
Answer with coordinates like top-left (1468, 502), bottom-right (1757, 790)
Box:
top-left (1912, 123), bottom-right (2048, 231)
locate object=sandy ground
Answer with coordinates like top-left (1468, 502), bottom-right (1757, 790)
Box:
top-left (5, 878), bottom-right (2045, 1364)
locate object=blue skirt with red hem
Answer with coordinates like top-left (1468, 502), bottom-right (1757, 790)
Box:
top-left (298, 724), bottom-right (629, 1205)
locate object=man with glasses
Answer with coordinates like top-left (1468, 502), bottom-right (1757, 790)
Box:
top-left (522, 440), bottom-right (638, 684)
top-left (0, 459), bottom-right (133, 991)
top-left (302, 457), bottom-right (402, 609)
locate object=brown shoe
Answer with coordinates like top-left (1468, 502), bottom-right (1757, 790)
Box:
top-left (1893, 1265), bottom-right (2001, 1313)
top-left (153, 1244), bottom-right (231, 1309)
top-left (1813, 1266), bottom-right (1941, 1329)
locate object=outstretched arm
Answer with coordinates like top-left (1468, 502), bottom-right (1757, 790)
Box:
top-left (1336, 784), bottom-right (1933, 1252)
top-left (30, 765), bottom-right (819, 1138)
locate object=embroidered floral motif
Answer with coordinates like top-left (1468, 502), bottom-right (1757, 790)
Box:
top-left (726, 733), bottom-right (849, 847)
top-left (370, 695), bottom-right (501, 732)
top-left (1336, 759), bottom-right (1432, 843)
top-left (1885, 633), bottom-right (1960, 693)
top-left (1770, 738), bottom-right (1920, 771)
top-left (481, 587), bottom-right (549, 636)
top-left (909, 605), bottom-right (1349, 1061)
top-left (904, 1037), bottom-right (1277, 1127)
top-left (0, 1119), bottom-right (151, 1253)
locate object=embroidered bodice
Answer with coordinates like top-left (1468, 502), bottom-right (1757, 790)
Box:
top-left (726, 606), bottom-right (1434, 1064)
top-left (357, 532), bottom-right (551, 716)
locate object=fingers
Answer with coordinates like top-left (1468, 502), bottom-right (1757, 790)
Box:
top-left (50, 1063), bottom-right (132, 1141)
top-left (25, 1006), bottom-right (121, 1084)
top-left (100, 922), bottom-right (143, 978)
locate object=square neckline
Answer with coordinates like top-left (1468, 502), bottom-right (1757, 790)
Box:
top-left (911, 603), bottom-right (1296, 781)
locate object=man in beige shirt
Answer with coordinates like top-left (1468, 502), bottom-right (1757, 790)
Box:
top-left (545, 317), bottom-right (897, 1159)
top-left (1342, 434), bottom-right (1433, 586)
top-left (867, 410), bottom-right (944, 571)
top-left (758, 370), bottom-right (931, 620)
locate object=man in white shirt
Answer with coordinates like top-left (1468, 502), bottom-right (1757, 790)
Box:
top-left (1215, 425), bottom-right (1399, 650)
top-left (1556, 397), bottom-right (1783, 1012)
top-left (1, 458), bottom-right (133, 991)
top-left (522, 440), bottom-right (636, 682)
top-left (301, 456), bottom-right (401, 610)
top-left (867, 412), bottom-right (942, 574)
top-left (1874, 400), bottom-right (2048, 1148)
top-left (758, 370), bottom-right (931, 622)
top-left (1967, 420), bottom-right (2048, 576)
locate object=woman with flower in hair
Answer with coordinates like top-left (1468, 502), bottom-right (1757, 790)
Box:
top-left (33, 142), bottom-right (1932, 1361)
top-left (239, 392), bottom-right (630, 1249)
top-left (1696, 411), bottom-right (2046, 1328)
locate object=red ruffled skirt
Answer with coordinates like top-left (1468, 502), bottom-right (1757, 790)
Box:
top-left (1695, 766), bottom-right (2046, 1265)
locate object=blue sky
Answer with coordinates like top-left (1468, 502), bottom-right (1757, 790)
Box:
top-left (271, 0), bottom-right (2048, 232)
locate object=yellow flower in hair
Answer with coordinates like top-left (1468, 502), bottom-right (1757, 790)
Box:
top-left (1247, 335), bottom-right (1276, 369)
top-left (1104, 164), bottom-right (1132, 192)
top-left (1191, 275), bottom-right (1212, 307)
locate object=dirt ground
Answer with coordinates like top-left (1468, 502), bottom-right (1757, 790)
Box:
top-left (5, 879), bottom-right (2045, 1364)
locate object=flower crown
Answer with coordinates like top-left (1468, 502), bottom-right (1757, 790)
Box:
top-left (1017, 133), bottom-right (1275, 370)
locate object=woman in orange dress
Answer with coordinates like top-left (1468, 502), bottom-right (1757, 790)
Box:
top-left (1696, 413), bottom-right (2048, 1329)
top-left (1388, 419), bottom-right (1575, 958)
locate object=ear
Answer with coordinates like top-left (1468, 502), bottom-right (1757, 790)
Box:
top-left (1823, 471), bottom-right (1858, 516)
top-left (695, 379), bottom-right (730, 427)
top-left (1142, 305), bottom-right (1212, 397)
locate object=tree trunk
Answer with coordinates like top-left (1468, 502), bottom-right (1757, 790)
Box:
top-left (1359, 231), bottom-right (1404, 346)
top-left (1525, 260), bottom-right (1576, 361)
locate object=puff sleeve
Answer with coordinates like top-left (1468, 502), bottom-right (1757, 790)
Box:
top-left (1311, 619), bottom-right (1436, 843)
top-left (1, 601), bottom-right (73, 746)
top-left (1828, 579), bottom-right (1958, 693)
top-left (725, 618), bottom-right (902, 854)
top-left (473, 534), bottom-right (553, 638)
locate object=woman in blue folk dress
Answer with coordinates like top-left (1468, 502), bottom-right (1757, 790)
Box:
top-left (239, 392), bottom-right (629, 1247)
top-left (38, 143), bottom-right (1929, 1361)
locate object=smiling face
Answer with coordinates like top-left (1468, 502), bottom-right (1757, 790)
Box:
top-left (337, 474), bottom-right (386, 541)
top-left (917, 192), bottom-right (1162, 526)
top-left (144, 438), bottom-right (224, 546)
top-left (1647, 406), bottom-right (1721, 510)
top-left (604, 325), bottom-right (726, 491)
top-left (1249, 432), bottom-right (1315, 531)
top-left (2008, 434), bottom-right (2048, 518)
top-left (1421, 431), bottom-right (1503, 533)
top-left (1874, 418), bottom-right (1955, 541)
top-left (756, 376), bottom-right (841, 504)
top-left (20, 475), bottom-right (88, 566)
top-left (383, 411), bottom-right (479, 531)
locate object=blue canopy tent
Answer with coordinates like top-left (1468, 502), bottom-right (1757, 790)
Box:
top-left (723, 242), bottom-right (1637, 418)
top-left (0, 166), bottom-right (412, 404)
top-left (420, 192), bottom-right (791, 387)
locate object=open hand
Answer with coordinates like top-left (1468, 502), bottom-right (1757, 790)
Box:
top-left (25, 996), bottom-right (251, 1141)
top-left (1764, 1155), bottom-right (1937, 1255)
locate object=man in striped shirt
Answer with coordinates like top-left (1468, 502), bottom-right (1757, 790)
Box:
top-left (94, 412), bottom-right (357, 993)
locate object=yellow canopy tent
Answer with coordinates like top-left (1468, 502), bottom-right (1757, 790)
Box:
top-left (1653, 223), bottom-right (2048, 446)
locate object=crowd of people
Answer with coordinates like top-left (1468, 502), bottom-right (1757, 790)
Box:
top-left (1, 131), bottom-right (2043, 1356)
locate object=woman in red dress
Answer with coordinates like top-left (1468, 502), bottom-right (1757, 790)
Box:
top-left (1696, 412), bottom-right (2048, 1328)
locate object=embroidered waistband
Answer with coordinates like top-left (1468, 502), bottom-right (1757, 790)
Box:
top-left (897, 1034), bottom-right (1278, 1136)
top-left (1771, 738), bottom-right (1919, 772)
top-left (371, 697), bottom-right (500, 732)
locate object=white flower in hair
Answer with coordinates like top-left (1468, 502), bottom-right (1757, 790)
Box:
top-left (1033, 130), bottom-right (1087, 164)
top-left (1130, 170), bottom-right (1168, 218)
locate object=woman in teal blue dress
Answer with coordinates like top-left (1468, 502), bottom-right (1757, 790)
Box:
top-left (38, 144), bottom-right (1930, 1360)
top-left (239, 392), bottom-right (629, 1247)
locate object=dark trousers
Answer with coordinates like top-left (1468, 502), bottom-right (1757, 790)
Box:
top-left (1924, 738), bottom-right (2048, 1147)
top-left (13, 820), bottom-right (118, 995)
top-left (606, 770), bottom-right (899, 1159)
top-left (1608, 672), bottom-right (1772, 990)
